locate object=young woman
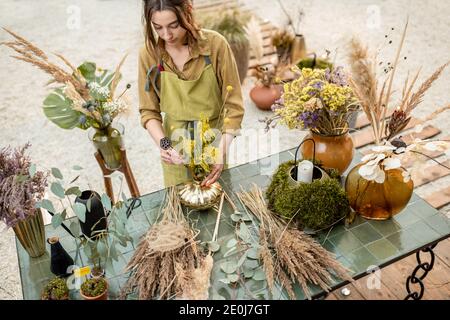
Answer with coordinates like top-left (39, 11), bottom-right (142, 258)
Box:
top-left (138, 0), bottom-right (244, 187)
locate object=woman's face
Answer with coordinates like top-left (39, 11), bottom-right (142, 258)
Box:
top-left (151, 10), bottom-right (187, 46)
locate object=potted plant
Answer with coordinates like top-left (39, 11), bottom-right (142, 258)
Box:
top-left (271, 28), bottom-right (295, 65)
top-left (80, 277), bottom-right (108, 300)
top-left (197, 8), bottom-right (250, 84)
top-left (275, 0), bottom-right (307, 64)
top-left (245, 18), bottom-right (289, 110)
top-left (0, 143), bottom-right (48, 258)
top-left (36, 165), bottom-right (133, 276)
top-left (41, 277), bottom-right (69, 300)
top-left (1, 29), bottom-right (131, 170)
top-left (346, 22), bottom-right (450, 220)
top-left (264, 66), bottom-right (359, 174)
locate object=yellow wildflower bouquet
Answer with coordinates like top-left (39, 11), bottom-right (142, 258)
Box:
top-left (180, 115), bottom-right (220, 180)
top-left (179, 85), bottom-right (233, 181)
top-left (270, 67), bottom-right (359, 135)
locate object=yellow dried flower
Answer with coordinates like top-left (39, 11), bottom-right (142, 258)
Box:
top-left (226, 85), bottom-right (233, 92)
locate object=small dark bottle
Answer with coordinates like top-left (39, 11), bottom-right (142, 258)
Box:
top-left (48, 237), bottom-right (74, 277)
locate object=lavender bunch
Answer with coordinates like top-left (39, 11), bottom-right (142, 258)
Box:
top-left (0, 143), bottom-right (48, 228)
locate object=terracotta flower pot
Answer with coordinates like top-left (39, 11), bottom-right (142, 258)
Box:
top-left (345, 164), bottom-right (414, 220)
top-left (249, 85), bottom-right (282, 111)
top-left (300, 131), bottom-right (354, 175)
top-left (80, 280), bottom-right (108, 300)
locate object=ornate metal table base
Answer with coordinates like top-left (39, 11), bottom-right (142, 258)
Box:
top-left (404, 244), bottom-right (437, 300)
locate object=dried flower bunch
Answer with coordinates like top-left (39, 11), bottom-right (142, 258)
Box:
top-left (120, 187), bottom-right (208, 300)
top-left (237, 184), bottom-right (353, 300)
top-left (348, 20), bottom-right (450, 183)
top-left (179, 86), bottom-right (233, 180)
top-left (0, 143), bottom-right (48, 228)
top-left (245, 17), bottom-right (289, 87)
top-left (1, 28), bottom-right (130, 130)
top-left (267, 67), bottom-right (359, 135)
top-left (271, 28), bottom-right (295, 64)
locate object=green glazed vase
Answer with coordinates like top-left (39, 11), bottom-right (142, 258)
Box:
top-left (89, 122), bottom-right (124, 170)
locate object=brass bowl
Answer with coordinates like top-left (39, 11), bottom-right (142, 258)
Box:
top-left (287, 165), bottom-right (329, 187)
top-left (178, 180), bottom-right (223, 210)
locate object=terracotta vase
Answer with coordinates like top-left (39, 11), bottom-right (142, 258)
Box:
top-left (13, 209), bottom-right (46, 258)
top-left (249, 85), bottom-right (282, 110)
top-left (345, 164), bottom-right (414, 220)
top-left (300, 131), bottom-right (354, 175)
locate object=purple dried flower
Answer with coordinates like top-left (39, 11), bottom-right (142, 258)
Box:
top-left (298, 111), bottom-right (319, 129)
top-left (328, 66), bottom-right (348, 86)
top-left (0, 143), bottom-right (48, 228)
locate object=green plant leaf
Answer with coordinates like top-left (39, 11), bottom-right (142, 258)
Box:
top-left (51, 214), bottom-right (63, 228)
top-left (243, 268), bottom-right (254, 278)
top-left (69, 221), bottom-right (80, 237)
top-left (109, 243), bottom-right (119, 261)
top-left (218, 287), bottom-right (232, 300)
top-left (226, 238), bottom-right (237, 248)
top-left (83, 242), bottom-right (92, 260)
top-left (221, 261), bottom-right (237, 274)
top-left (77, 61), bottom-right (97, 82)
top-left (237, 251), bottom-right (247, 268)
top-left (60, 209), bottom-right (67, 220)
top-left (238, 223), bottom-right (251, 243)
top-left (73, 203), bottom-right (86, 223)
top-left (101, 193), bottom-right (112, 212)
top-left (72, 165), bottom-right (83, 171)
top-left (208, 241), bottom-right (220, 253)
top-left (51, 182), bottom-right (65, 199)
top-left (252, 269), bottom-right (266, 281)
top-left (97, 240), bottom-right (108, 259)
top-left (65, 186), bottom-right (82, 197)
top-left (40, 199), bottom-right (56, 214)
top-left (43, 88), bottom-right (82, 130)
top-left (223, 246), bottom-right (238, 258)
top-left (243, 259), bottom-right (259, 270)
top-left (219, 278), bottom-right (231, 284)
top-left (28, 164), bottom-right (36, 178)
top-left (211, 292), bottom-right (226, 300)
top-left (227, 274), bottom-right (239, 283)
top-left (51, 167), bottom-right (63, 180)
top-left (247, 247), bottom-right (260, 260)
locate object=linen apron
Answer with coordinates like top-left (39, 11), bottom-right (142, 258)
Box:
top-left (146, 56), bottom-right (224, 187)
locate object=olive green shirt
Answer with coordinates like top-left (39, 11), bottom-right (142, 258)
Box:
top-left (138, 29), bottom-right (244, 135)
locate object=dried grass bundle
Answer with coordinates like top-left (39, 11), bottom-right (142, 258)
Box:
top-left (119, 187), bottom-right (204, 300)
top-left (1, 28), bottom-right (90, 100)
top-left (244, 17), bottom-right (264, 64)
top-left (236, 184), bottom-right (352, 299)
top-left (348, 20), bottom-right (449, 143)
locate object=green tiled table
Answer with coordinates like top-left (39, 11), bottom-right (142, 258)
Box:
top-left (16, 148), bottom-right (450, 300)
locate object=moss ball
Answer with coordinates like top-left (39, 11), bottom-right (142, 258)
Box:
top-left (297, 58), bottom-right (333, 70)
top-left (266, 161), bottom-right (350, 230)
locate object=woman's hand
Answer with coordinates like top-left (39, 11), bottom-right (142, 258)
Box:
top-left (160, 148), bottom-right (184, 165)
top-left (201, 163), bottom-right (224, 187)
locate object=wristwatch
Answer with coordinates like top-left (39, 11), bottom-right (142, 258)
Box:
top-left (160, 137), bottom-right (172, 150)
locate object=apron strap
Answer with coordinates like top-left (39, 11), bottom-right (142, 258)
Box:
top-left (144, 60), bottom-right (165, 98)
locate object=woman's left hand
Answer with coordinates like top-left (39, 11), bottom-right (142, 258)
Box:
top-left (201, 163), bottom-right (224, 187)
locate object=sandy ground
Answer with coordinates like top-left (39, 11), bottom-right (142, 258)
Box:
top-left (0, 0), bottom-right (449, 299)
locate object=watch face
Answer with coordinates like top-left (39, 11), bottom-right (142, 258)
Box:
top-left (160, 137), bottom-right (171, 150)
